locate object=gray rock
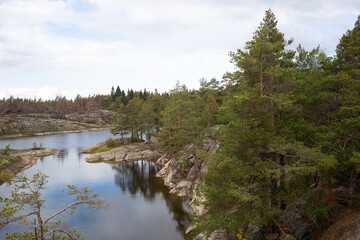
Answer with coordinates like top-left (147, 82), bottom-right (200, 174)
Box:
top-left (282, 207), bottom-right (312, 240)
top-left (335, 186), bottom-right (347, 194)
top-left (209, 230), bottom-right (227, 240)
top-left (185, 225), bottom-right (196, 234)
top-left (170, 180), bottom-right (193, 197)
top-left (84, 143), bottom-right (161, 163)
top-left (321, 209), bottom-right (360, 240)
top-left (156, 155), bottom-right (169, 166)
top-left (188, 165), bottom-right (198, 179)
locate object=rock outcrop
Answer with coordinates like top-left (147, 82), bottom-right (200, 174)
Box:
top-left (156, 138), bottom-right (218, 199)
top-left (0, 110), bottom-right (115, 138)
top-left (83, 142), bottom-right (161, 163)
top-left (64, 110), bottom-right (114, 124)
top-left (4, 148), bottom-right (58, 173)
top-left (155, 134), bottom-right (220, 239)
top-left (321, 209), bottom-right (360, 240)
top-left (282, 206), bottom-right (313, 240)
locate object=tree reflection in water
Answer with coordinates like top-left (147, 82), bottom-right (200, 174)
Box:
top-left (112, 160), bottom-right (192, 239)
top-left (54, 149), bottom-right (68, 162)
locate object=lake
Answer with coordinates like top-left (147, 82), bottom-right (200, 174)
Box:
top-left (0, 130), bottom-right (192, 240)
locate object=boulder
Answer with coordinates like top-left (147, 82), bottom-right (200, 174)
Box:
top-left (185, 225), bottom-right (196, 234)
top-left (209, 230), bottom-right (227, 240)
top-left (321, 209), bottom-right (360, 240)
top-left (156, 160), bottom-right (171, 178)
top-left (282, 207), bottom-right (312, 240)
top-left (190, 183), bottom-right (208, 216)
top-left (156, 155), bottom-right (169, 166)
top-left (188, 165), bottom-right (198, 180)
top-left (170, 180), bottom-right (193, 197)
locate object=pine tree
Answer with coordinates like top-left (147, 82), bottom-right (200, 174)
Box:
top-left (197, 10), bottom-right (335, 239)
top-left (115, 86), bottom-right (121, 98)
top-left (336, 15), bottom-right (360, 76)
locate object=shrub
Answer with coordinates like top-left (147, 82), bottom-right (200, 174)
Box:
top-left (105, 138), bottom-right (118, 148)
top-left (1, 144), bottom-right (11, 156)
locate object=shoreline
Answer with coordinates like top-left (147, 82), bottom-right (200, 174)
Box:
top-left (1, 148), bottom-right (59, 175)
top-left (0, 126), bottom-right (113, 140)
top-left (82, 139), bottom-right (161, 163)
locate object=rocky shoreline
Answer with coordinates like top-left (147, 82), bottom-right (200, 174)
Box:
top-left (155, 137), bottom-right (223, 240)
top-left (0, 110), bottom-right (115, 139)
top-left (155, 142), bottom-right (360, 240)
top-left (80, 133), bottom-right (360, 240)
top-left (82, 139), bottom-right (161, 163)
top-left (2, 148), bottom-right (58, 174)
top-left (81, 134), bottom-right (222, 239)
top-left (0, 127), bottom-right (113, 139)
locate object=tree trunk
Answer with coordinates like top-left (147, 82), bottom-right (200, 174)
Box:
top-left (36, 205), bottom-right (43, 240)
top-left (349, 169), bottom-right (357, 196)
top-left (260, 54), bottom-right (264, 96)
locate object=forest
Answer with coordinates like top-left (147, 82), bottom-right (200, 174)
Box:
top-left (1, 9), bottom-right (359, 239)
top-left (112, 10), bottom-right (360, 239)
top-left (0, 87), bottom-right (157, 117)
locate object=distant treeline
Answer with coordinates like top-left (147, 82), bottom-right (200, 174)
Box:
top-left (110, 86), bottom-right (157, 104)
top-left (0, 95), bottom-right (108, 116)
top-left (0, 87), bottom-right (165, 117)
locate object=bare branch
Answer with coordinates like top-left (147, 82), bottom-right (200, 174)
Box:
top-left (43, 201), bottom-right (87, 226)
top-left (1, 211), bottom-right (37, 226)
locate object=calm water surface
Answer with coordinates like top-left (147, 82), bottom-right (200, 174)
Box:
top-left (0, 130), bottom-right (192, 240)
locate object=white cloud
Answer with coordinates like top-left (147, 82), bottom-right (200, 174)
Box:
top-left (0, 0), bottom-right (359, 99)
top-left (0, 86), bottom-right (61, 100)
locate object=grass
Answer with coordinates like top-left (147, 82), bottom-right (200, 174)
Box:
top-left (0, 147), bottom-right (22, 170)
top-left (0, 156), bottom-right (22, 170)
top-left (90, 138), bottom-right (119, 154)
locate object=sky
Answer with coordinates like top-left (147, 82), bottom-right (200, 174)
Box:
top-left (0, 0), bottom-right (359, 100)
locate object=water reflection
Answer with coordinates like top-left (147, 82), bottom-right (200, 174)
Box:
top-left (0, 130), bottom-right (192, 240)
top-left (113, 160), bottom-right (192, 239)
top-left (113, 161), bottom-right (158, 199)
top-left (54, 149), bottom-right (69, 161)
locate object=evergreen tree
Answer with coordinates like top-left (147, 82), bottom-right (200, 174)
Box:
top-left (115, 86), bottom-right (121, 99)
top-left (197, 10), bottom-right (335, 239)
top-left (335, 15), bottom-right (360, 77)
top-left (111, 86), bottom-right (115, 99)
top-left (159, 82), bottom-right (204, 153)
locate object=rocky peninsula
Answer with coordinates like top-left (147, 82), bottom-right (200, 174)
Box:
top-left (0, 147), bottom-right (58, 174)
top-left (82, 138), bottom-right (161, 163)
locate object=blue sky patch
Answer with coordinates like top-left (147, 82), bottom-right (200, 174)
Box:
top-left (45, 22), bottom-right (124, 42)
top-left (50, 0), bottom-right (98, 13)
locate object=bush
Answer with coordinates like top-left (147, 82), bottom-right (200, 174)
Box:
top-left (105, 138), bottom-right (118, 148)
top-left (1, 144), bottom-right (11, 156)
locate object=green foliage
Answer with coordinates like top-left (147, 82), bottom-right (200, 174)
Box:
top-left (2, 144), bottom-right (11, 156)
top-left (105, 138), bottom-right (118, 148)
top-left (31, 142), bottom-right (43, 150)
top-left (89, 138), bottom-right (120, 153)
top-left (158, 82), bottom-right (210, 153)
top-left (112, 94), bottom-right (166, 141)
top-left (112, 11), bottom-right (359, 239)
top-left (0, 145), bottom-right (22, 171)
top-left (196, 9), bottom-right (346, 239)
top-left (335, 15), bottom-right (360, 75)
top-left (0, 171), bottom-right (108, 240)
